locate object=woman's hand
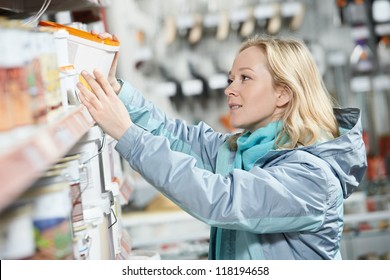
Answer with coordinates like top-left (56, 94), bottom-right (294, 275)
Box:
top-left (91, 31), bottom-right (122, 94)
top-left (77, 69), bottom-right (133, 141)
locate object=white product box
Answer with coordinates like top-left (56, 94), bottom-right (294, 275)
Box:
top-left (39, 21), bottom-right (120, 84)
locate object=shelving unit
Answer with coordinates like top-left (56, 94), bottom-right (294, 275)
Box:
top-left (121, 210), bottom-right (210, 248)
top-left (0, 0), bottom-right (136, 261)
top-left (341, 228), bottom-right (390, 259)
top-left (0, 106), bottom-right (94, 212)
top-left (344, 210), bottom-right (390, 224)
top-left (0, 0), bottom-right (104, 13)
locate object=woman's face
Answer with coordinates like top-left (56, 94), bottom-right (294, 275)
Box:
top-left (225, 46), bottom-right (288, 132)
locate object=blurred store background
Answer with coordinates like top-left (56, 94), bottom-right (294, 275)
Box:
top-left (106, 0), bottom-right (390, 260)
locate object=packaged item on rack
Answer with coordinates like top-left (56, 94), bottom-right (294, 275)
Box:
top-left (68, 126), bottom-right (113, 259)
top-left (372, 0), bottom-right (390, 23)
top-left (28, 31), bottom-right (46, 125)
top-left (0, 67), bottom-right (12, 131)
top-left (377, 36), bottom-right (390, 72)
top-left (367, 155), bottom-right (387, 182)
top-left (345, 0), bottom-right (370, 26)
top-left (38, 21), bottom-right (120, 88)
top-left (0, 203), bottom-right (35, 260)
top-left (53, 154), bottom-right (96, 259)
top-left (37, 31), bottom-right (63, 121)
top-left (116, 229), bottom-right (132, 260)
top-left (72, 220), bottom-right (92, 260)
top-left (0, 28), bottom-right (20, 130)
top-left (51, 29), bottom-right (75, 111)
top-left (2, 28), bottom-right (34, 128)
top-left (59, 65), bottom-right (79, 109)
top-left (22, 170), bottom-right (74, 260)
top-left (350, 39), bottom-right (375, 74)
top-left (7, 67), bottom-right (33, 127)
top-left (57, 153), bottom-right (84, 223)
top-left (379, 135), bottom-right (390, 175)
top-left (52, 29), bottom-right (70, 68)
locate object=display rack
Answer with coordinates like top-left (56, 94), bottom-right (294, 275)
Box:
top-left (344, 210), bottom-right (390, 224)
top-left (0, 0), bottom-right (133, 261)
top-left (121, 210), bottom-right (210, 248)
top-left (0, 105), bottom-right (94, 212)
top-left (341, 228), bottom-right (390, 259)
top-left (0, 0), bottom-right (105, 13)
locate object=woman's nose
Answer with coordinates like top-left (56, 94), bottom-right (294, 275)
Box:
top-left (224, 83), bottom-right (238, 96)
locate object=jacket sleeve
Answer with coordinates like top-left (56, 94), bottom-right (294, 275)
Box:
top-left (117, 81), bottom-right (226, 171)
top-left (116, 125), bottom-right (341, 234)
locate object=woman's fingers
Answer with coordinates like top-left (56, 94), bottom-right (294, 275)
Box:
top-left (78, 85), bottom-right (91, 107)
top-left (79, 69), bottom-right (118, 101)
top-left (77, 82), bottom-right (99, 112)
top-left (98, 32), bottom-right (113, 40)
top-left (89, 32), bottom-right (120, 93)
top-left (91, 31), bottom-right (118, 42)
top-left (93, 69), bottom-right (117, 98)
top-left (80, 71), bottom-right (108, 102)
top-left (112, 34), bottom-right (119, 42)
top-left (77, 71), bottom-right (133, 140)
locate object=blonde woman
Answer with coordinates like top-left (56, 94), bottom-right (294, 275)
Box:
top-left (78, 35), bottom-right (367, 260)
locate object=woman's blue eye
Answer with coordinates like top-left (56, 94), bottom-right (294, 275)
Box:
top-left (242, 75), bottom-right (250, 81)
top-left (227, 79), bottom-right (233, 85)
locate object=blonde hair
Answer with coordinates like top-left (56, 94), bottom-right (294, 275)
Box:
top-left (229, 35), bottom-right (339, 150)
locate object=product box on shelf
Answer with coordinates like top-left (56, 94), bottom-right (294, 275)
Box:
top-left (38, 21), bottom-right (120, 90)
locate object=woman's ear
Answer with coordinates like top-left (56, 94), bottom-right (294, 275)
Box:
top-left (276, 85), bottom-right (291, 107)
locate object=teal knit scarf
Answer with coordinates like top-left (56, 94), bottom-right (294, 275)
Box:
top-left (234, 121), bottom-right (283, 171)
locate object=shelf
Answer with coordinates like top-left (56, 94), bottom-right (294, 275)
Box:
top-left (343, 228), bottom-right (390, 239)
top-left (344, 210), bottom-right (390, 224)
top-left (121, 210), bottom-right (390, 248)
top-left (340, 228), bottom-right (390, 259)
top-left (0, 0), bottom-right (105, 14)
top-left (121, 210), bottom-right (210, 248)
top-left (0, 105), bottom-right (94, 212)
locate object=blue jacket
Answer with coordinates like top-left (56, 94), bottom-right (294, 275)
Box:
top-left (115, 81), bottom-right (367, 259)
